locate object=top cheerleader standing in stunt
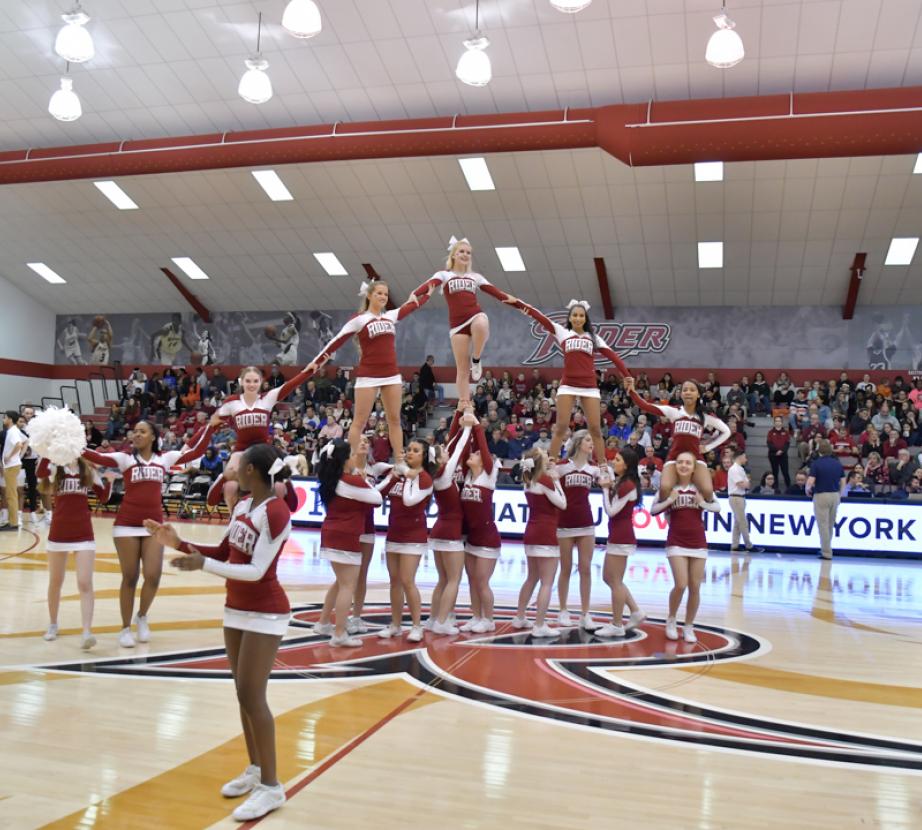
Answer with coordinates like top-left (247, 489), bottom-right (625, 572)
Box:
top-left (624, 375), bottom-right (730, 503)
top-left (651, 450), bottom-right (721, 644)
top-left (412, 237), bottom-right (517, 409)
top-left (308, 279), bottom-right (434, 461)
top-left (516, 298), bottom-right (631, 464)
top-left (82, 418), bottom-right (218, 647)
top-left (145, 444), bottom-right (293, 823)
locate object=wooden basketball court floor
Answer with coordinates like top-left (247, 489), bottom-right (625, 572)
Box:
top-left (1, 517), bottom-right (920, 830)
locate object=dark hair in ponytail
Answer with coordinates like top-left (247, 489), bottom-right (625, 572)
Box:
top-left (133, 420), bottom-right (160, 460)
top-left (407, 439), bottom-right (436, 477)
top-left (317, 439), bottom-right (352, 507)
top-left (243, 443), bottom-right (292, 488)
top-left (566, 305), bottom-right (594, 337)
top-left (616, 447), bottom-right (641, 497)
top-left (681, 378), bottom-right (707, 422)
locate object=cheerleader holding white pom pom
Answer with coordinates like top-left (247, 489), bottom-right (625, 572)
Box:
top-left (411, 237), bottom-right (518, 410)
top-left (650, 450), bottom-right (721, 644)
top-left (512, 448), bottom-right (567, 639)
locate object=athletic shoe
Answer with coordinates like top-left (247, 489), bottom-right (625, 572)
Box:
top-left (470, 360), bottom-right (482, 382)
top-left (118, 627), bottom-right (136, 648)
top-left (135, 615), bottom-right (151, 643)
top-left (422, 616), bottom-right (435, 631)
top-left (683, 625), bottom-right (697, 644)
top-left (232, 783), bottom-right (286, 822)
top-left (80, 633), bottom-right (97, 650)
top-left (595, 623), bottom-right (625, 637)
top-left (346, 617), bottom-right (368, 635)
top-left (746, 545), bottom-right (765, 553)
top-left (313, 622), bottom-right (335, 636)
top-left (206, 474), bottom-right (226, 507)
top-left (407, 625), bottom-right (424, 642)
top-left (531, 624), bottom-right (560, 638)
top-left (329, 633), bottom-right (363, 648)
top-left (557, 609), bottom-right (573, 627)
top-left (471, 619), bottom-right (495, 633)
top-left (580, 614), bottom-right (602, 631)
top-left (510, 615), bottom-right (534, 630)
top-left (0, 524), bottom-right (17, 532)
top-left (459, 617), bottom-right (481, 633)
top-left (377, 624), bottom-right (403, 639)
top-left (221, 764), bottom-right (261, 798)
top-left (43, 623), bottom-right (59, 642)
top-left (448, 612), bottom-right (457, 626)
top-left (625, 610), bottom-right (646, 632)
top-left (432, 620), bottom-right (460, 636)
top-left (664, 618), bottom-right (679, 640)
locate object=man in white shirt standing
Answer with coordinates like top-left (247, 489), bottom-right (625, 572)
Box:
top-left (2, 410), bottom-right (28, 530)
top-left (728, 450), bottom-right (762, 553)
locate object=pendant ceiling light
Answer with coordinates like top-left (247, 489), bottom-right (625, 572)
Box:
top-left (705, 1), bottom-right (744, 69)
top-left (456, 0), bottom-right (492, 87)
top-left (282, 0), bottom-right (322, 39)
top-left (238, 12), bottom-right (273, 104)
top-left (54, 2), bottom-right (95, 64)
top-left (550, 0), bottom-right (592, 12)
top-left (49, 65), bottom-right (82, 122)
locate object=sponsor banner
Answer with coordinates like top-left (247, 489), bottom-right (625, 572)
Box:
top-left (289, 481), bottom-right (920, 557)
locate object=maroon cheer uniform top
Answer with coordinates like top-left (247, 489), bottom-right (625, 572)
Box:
top-left (83, 426), bottom-right (213, 528)
top-left (460, 424), bottom-right (500, 548)
top-left (359, 461), bottom-right (392, 537)
top-left (654, 485), bottom-right (720, 551)
top-left (378, 471), bottom-right (433, 548)
top-left (629, 391), bottom-right (730, 462)
top-left (523, 474), bottom-right (567, 548)
top-left (430, 418), bottom-right (472, 543)
top-left (556, 459), bottom-right (601, 531)
top-left (321, 473), bottom-right (383, 555)
top-left (518, 303), bottom-right (629, 390)
top-left (180, 495), bottom-right (292, 616)
top-left (312, 294), bottom-right (431, 380)
top-left (38, 460), bottom-right (111, 550)
top-left (604, 479), bottom-right (639, 545)
top-left (216, 369), bottom-right (313, 451)
top-left (414, 270), bottom-right (507, 333)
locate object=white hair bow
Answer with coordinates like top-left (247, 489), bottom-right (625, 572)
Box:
top-left (520, 457), bottom-right (535, 472)
top-left (268, 457), bottom-right (286, 483)
top-left (566, 299), bottom-right (590, 312)
top-left (357, 281), bottom-right (372, 298)
top-left (428, 445), bottom-right (437, 463)
top-left (447, 235), bottom-right (470, 252)
top-left (320, 442), bottom-right (336, 460)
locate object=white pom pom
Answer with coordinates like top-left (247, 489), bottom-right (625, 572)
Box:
top-left (26, 406), bottom-right (86, 466)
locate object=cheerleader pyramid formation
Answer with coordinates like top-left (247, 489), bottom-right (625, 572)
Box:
top-left (26, 236), bottom-right (727, 822)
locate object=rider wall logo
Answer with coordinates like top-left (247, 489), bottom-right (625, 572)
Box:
top-left (523, 314), bottom-right (671, 366)
top-left (44, 604), bottom-right (922, 770)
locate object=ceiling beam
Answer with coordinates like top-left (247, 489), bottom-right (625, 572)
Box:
top-left (160, 267), bottom-right (212, 322)
top-left (593, 257), bottom-right (615, 319)
top-left (842, 252), bottom-right (867, 320)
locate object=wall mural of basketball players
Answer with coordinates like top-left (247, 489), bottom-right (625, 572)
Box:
top-left (151, 313), bottom-right (194, 365)
top-left (265, 311), bottom-right (302, 365)
top-left (57, 319), bottom-right (87, 365)
top-left (87, 316), bottom-right (114, 365)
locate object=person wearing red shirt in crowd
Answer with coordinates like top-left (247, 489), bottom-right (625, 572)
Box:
top-left (797, 412), bottom-right (826, 462)
top-left (711, 451), bottom-right (733, 493)
top-left (309, 280), bottom-right (435, 463)
top-left (881, 423), bottom-right (907, 460)
top-left (640, 444), bottom-right (664, 472)
top-left (512, 372), bottom-right (529, 398)
top-left (146, 444), bottom-right (293, 823)
top-left (766, 415), bottom-right (792, 489)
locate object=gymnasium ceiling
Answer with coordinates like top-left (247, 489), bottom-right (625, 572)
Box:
top-left (1, 0), bottom-right (921, 314)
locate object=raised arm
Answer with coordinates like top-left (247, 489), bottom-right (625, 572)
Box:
top-left (628, 387), bottom-right (666, 418)
top-left (472, 423), bottom-right (494, 475)
top-left (308, 315), bottom-right (365, 369)
top-left (602, 483), bottom-right (638, 517)
top-left (435, 425), bottom-right (472, 489)
top-left (81, 449), bottom-right (126, 470)
top-left (272, 365), bottom-right (319, 405)
top-left (166, 424), bottom-right (215, 467)
top-left (593, 336), bottom-right (631, 380)
top-left (336, 475), bottom-right (383, 506)
top-left (478, 277), bottom-right (513, 305)
top-left (200, 503), bottom-right (288, 581)
top-left (396, 290), bottom-right (433, 321)
top-left (412, 274), bottom-right (443, 300)
top-left (516, 301), bottom-right (558, 335)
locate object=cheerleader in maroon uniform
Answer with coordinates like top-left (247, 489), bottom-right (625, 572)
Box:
top-left (556, 430), bottom-right (608, 630)
top-left (512, 447), bottom-right (567, 638)
top-left (412, 237), bottom-right (517, 408)
top-left (83, 417), bottom-right (217, 648)
top-left (314, 439), bottom-right (383, 647)
top-left (308, 280), bottom-right (435, 461)
top-left (376, 439), bottom-right (435, 642)
top-left (38, 457), bottom-right (112, 649)
top-left (597, 448), bottom-right (646, 638)
top-left (624, 376), bottom-right (730, 503)
top-left (209, 364), bottom-right (316, 510)
top-left (459, 422), bottom-right (501, 633)
top-left (651, 450), bottom-right (721, 644)
top-left (516, 299), bottom-right (631, 465)
top-left (145, 444), bottom-right (292, 822)
top-left (427, 411), bottom-right (474, 636)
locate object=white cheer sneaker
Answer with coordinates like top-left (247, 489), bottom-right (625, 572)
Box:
top-left (221, 764), bottom-right (261, 798)
top-left (232, 783), bottom-right (286, 821)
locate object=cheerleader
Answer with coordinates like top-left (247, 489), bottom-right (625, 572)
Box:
top-left (83, 417), bottom-right (217, 648)
top-left (516, 299), bottom-right (631, 464)
top-left (459, 421), bottom-right (501, 633)
top-left (556, 430), bottom-right (607, 630)
top-left (597, 448), bottom-right (646, 637)
top-left (376, 440), bottom-right (435, 642)
top-left (145, 444), bottom-right (292, 822)
top-left (624, 375), bottom-right (730, 503)
top-left (209, 364), bottom-right (316, 510)
top-left (427, 411), bottom-right (474, 636)
top-left (412, 237), bottom-right (517, 408)
top-left (512, 447), bottom-right (567, 638)
top-left (308, 280), bottom-right (435, 461)
top-left (650, 450), bottom-right (721, 644)
top-left (314, 439), bottom-right (383, 647)
top-left (38, 457), bottom-right (111, 649)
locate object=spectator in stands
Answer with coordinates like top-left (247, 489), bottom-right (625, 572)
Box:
top-left (725, 380), bottom-right (746, 414)
top-left (881, 423), bottom-right (907, 460)
top-left (906, 466), bottom-right (922, 495)
top-left (127, 367), bottom-right (147, 395)
top-left (849, 406), bottom-right (871, 436)
top-left (318, 408), bottom-right (343, 442)
top-left (766, 416), bottom-right (792, 490)
top-left (266, 362), bottom-right (284, 390)
top-left (105, 404), bottom-right (125, 440)
top-left (535, 428), bottom-right (552, 453)
top-left (419, 355), bottom-right (436, 408)
top-left (844, 468), bottom-right (871, 497)
top-left (806, 440), bottom-right (845, 560)
top-left (488, 428), bottom-right (509, 460)
top-left (872, 401), bottom-right (900, 433)
top-left (861, 425), bottom-right (883, 459)
top-left (889, 448), bottom-right (919, 491)
top-left (757, 472), bottom-right (777, 495)
top-left (863, 452), bottom-right (888, 494)
top-left (608, 413), bottom-right (632, 442)
top-left (432, 417), bottom-right (449, 445)
top-left (747, 372), bottom-right (772, 416)
top-left (772, 376), bottom-right (794, 408)
top-left (711, 452), bottom-right (733, 494)
top-left (513, 372), bottom-right (528, 398)
top-left (788, 388), bottom-right (810, 431)
top-left (199, 447), bottom-right (224, 480)
top-left (786, 471), bottom-right (808, 495)
top-left (856, 374), bottom-right (875, 395)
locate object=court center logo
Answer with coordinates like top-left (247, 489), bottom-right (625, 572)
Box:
top-left (45, 603), bottom-right (922, 771)
top-left (523, 314), bottom-right (671, 366)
